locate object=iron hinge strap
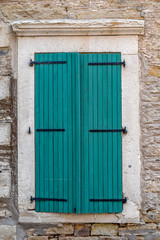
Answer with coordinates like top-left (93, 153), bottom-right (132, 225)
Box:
top-left (36, 129), bottom-right (65, 132)
top-left (89, 127), bottom-right (127, 134)
top-left (30, 196), bottom-right (67, 203)
top-left (29, 59), bottom-right (67, 67)
top-left (88, 60), bottom-right (126, 67)
top-left (90, 197), bottom-right (127, 203)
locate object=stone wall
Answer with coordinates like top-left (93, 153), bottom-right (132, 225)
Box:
top-left (0, 0), bottom-right (159, 239)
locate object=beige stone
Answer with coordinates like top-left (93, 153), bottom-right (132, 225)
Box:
top-left (0, 77), bottom-right (10, 100)
top-left (99, 237), bottom-right (127, 240)
top-left (148, 66), bottom-right (160, 78)
top-left (0, 123), bottom-right (11, 145)
top-left (91, 224), bottom-right (118, 236)
top-left (59, 238), bottom-right (98, 240)
top-left (120, 223), bottom-right (157, 231)
top-left (1, 4), bottom-right (66, 21)
top-left (0, 209), bottom-right (12, 218)
top-left (28, 237), bottom-right (48, 240)
top-left (0, 23), bottom-right (9, 47)
top-left (0, 169), bottom-right (11, 198)
top-left (12, 19), bottom-right (144, 36)
top-left (45, 224), bottom-right (74, 235)
top-left (74, 224), bottom-right (91, 237)
top-left (0, 225), bottom-right (16, 240)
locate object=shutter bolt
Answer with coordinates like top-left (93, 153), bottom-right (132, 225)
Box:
top-left (28, 127), bottom-right (31, 134)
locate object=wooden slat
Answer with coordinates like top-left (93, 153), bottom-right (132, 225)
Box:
top-left (67, 53), bottom-right (73, 213)
top-left (88, 54), bottom-right (94, 213)
top-left (35, 53), bottom-right (40, 212)
top-left (117, 53), bottom-right (123, 212)
top-left (48, 53), bottom-right (54, 212)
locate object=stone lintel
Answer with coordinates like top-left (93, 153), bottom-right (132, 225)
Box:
top-left (11, 19), bottom-right (144, 37)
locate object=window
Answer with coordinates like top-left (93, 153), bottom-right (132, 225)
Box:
top-left (35, 52), bottom-right (123, 214)
top-left (12, 19), bottom-right (143, 223)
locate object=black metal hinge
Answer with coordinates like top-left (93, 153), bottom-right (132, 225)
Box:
top-left (36, 129), bottom-right (65, 132)
top-left (88, 60), bottom-right (126, 67)
top-left (90, 197), bottom-right (127, 203)
top-left (30, 196), bottom-right (67, 203)
top-left (89, 127), bottom-right (127, 134)
top-left (29, 59), bottom-right (67, 67)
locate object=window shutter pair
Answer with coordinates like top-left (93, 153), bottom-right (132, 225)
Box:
top-left (35, 52), bottom-right (123, 214)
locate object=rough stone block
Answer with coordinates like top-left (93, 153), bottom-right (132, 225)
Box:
top-left (0, 168), bottom-right (11, 198)
top-left (0, 209), bottom-right (12, 218)
top-left (28, 237), bottom-right (48, 240)
top-left (148, 66), bottom-right (160, 78)
top-left (99, 237), bottom-right (127, 240)
top-left (0, 123), bottom-right (11, 145)
top-left (0, 225), bottom-right (16, 240)
top-left (91, 224), bottom-right (118, 236)
top-left (74, 224), bottom-right (91, 237)
top-left (0, 23), bottom-right (9, 47)
top-left (59, 238), bottom-right (98, 240)
top-left (0, 76), bottom-right (10, 100)
top-left (45, 224), bottom-right (74, 235)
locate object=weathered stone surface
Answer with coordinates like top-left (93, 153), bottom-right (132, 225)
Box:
top-left (99, 237), bottom-right (127, 240)
top-left (28, 237), bottom-right (48, 240)
top-left (148, 66), bottom-right (160, 78)
top-left (119, 223), bottom-right (157, 231)
top-left (59, 238), bottom-right (99, 240)
top-left (0, 123), bottom-right (11, 145)
top-left (45, 224), bottom-right (74, 235)
top-left (91, 224), bottom-right (118, 236)
top-left (0, 76), bottom-right (10, 100)
top-left (0, 225), bottom-right (16, 240)
top-left (74, 224), bottom-right (91, 237)
top-left (0, 208), bottom-right (12, 218)
top-left (48, 238), bottom-right (58, 240)
top-left (0, 167), bottom-right (11, 198)
top-left (0, 23), bottom-right (9, 47)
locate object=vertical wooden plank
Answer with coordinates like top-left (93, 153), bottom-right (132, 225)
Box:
top-left (35, 53), bottom-right (40, 212)
top-left (53, 53), bottom-right (58, 212)
top-left (117, 53), bottom-right (123, 212)
top-left (63, 53), bottom-right (68, 213)
top-left (112, 54), bottom-right (118, 212)
top-left (57, 53), bottom-right (63, 213)
top-left (48, 53), bottom-right (54, 212)
top-left (107, 54), bottom-right (113, 213)
top-left (93, 54), bottom-right (98, 213)
top-left (88, 54), bottom-right (94, 213)
top-left (97, 54), bottom-right (103, 213)
top-left (75, 53), bottom-right (81, 214)
top-left (67, 53), bottom-right (73, 213)
top-left (72, 53), bottom-right (76, 212)
top-left (43, 54), bottom-right (49, 211)
top-left (81, 53), bottom-right (84, 214)
top-left (102, 54), bottom-right (108, 212)
top-left (39, 53), bottom-right (45, 211)
top-left (83, 54), bottom-right (89, 213)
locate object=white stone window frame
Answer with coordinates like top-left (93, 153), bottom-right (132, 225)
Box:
top-left (12, 19), bottom-right (144, 224)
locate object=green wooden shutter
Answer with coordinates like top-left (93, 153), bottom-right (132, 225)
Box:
top-left (35, 52), bottom-right (122, 213)
top-left (35, 53), bottom-right (80, 213)
top-left (79, 53), bottom-right (122, 213)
